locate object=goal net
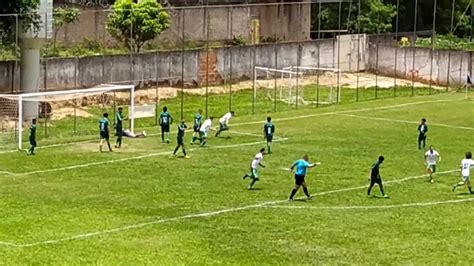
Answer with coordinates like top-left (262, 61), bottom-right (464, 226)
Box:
top-left (0, 84), bottom-right (139, 151)
top-left (253, 66), bottom-right (339, 107)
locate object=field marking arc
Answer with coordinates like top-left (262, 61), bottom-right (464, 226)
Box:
top-left (0, 98), bottom-right (459, 154)
top-left (0, 169), bottom-right (460, 248)
top-left (339, 114), bottom-right (474, 131)
top-left (265, 198), bottom-right (474, 210)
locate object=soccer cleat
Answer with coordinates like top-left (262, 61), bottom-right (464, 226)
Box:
top-left (307, 195), bottom-right (314, 201)
top-left (430, 179), bottom-right (434, 183)
top-left (142, 131), bottom-right (147, 137)
top-left (184, 155), bottom-right (191, 159)
top-left (383, 194), bottom-right (389, 198)
top-left (288, 198), bottom-right (294, 202)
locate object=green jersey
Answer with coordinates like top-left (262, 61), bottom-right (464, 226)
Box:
top-left (99, 117), bottom-right (110, 132)
top-left (30, 124), bottom-right (37, 139)
top-left (116, 112), bottom-right (125, 128)
top-left (160, 111), bottom-right (173, 126)
top-left (264, 122), bottom-right (275, 136)
top-left (193, 113), bottom-right (203, 129)
top-left (177, 122), bottom-right (188, 138)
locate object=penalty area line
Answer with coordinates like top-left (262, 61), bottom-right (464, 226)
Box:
top-left (0, 168), bottom-right (458, 248)
top-left (264, 197), bottom-right (474, 210)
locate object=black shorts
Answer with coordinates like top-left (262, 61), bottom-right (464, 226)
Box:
top-left (116, 127), bottom-right (123, 137)
top-left (100, 131), bottom-right (109, 140)
top-left (418, 134), bottom-right (426, 141)
top-left (294, 174), bottom-right (306, 186)
top-left (161, 124), bottom-right (170, 133)
top-left (370, 176), bottom-right (382, 186)
top-left (266, 135), bottom-right (273, 142)
top-left (177, 136), bottom-right (184, 145)
top-left (193, 125), bottom-right (200, 132)
top-left (29, 137), bottom-right (37, 147)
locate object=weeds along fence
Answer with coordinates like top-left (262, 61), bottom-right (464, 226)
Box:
top-left (1, 1), bottom-right (474, 149)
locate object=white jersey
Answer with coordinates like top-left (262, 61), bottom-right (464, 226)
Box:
top-left (461, 159), bottom-right (474, 177)
top-left (251, 152), bottom-right (264, 169)
top-left (200, 119), bottom-right (213, 132)
top-left (425, 150), bottom-right (440, 165)
top-left (219, 112), bottom-right (232, 125)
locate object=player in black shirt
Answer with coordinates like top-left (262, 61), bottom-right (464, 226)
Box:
top-left (367, 156), bottom-right (388, 198)
top-left (417, 118), bottom-right (428, 150)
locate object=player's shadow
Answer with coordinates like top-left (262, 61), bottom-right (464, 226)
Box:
top-left (454, 192), bottom-right (472, 196)
top-left (247, 187), bottom-right (262, 191)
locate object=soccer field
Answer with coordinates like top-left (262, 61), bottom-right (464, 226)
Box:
top-left (1, 92), bottom-right (473, 264)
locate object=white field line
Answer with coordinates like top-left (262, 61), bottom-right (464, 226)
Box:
top-left (0, 169), bottom-right (458, 248)
top-left (264, 198), bottom-right (474, 210)
top-left (6, 138), bottom-right (288, 177)
top-left (339, 114), bottom-right (474, 131)
top-left (0, 170), bottom-right (16, 176)
top-left (0, 98), bottom-right (458, 154)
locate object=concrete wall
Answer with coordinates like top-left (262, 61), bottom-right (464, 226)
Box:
top-left (56, 4), bottom-right (310, 47)
top-left (368, 45), bottom-right (473, 86)
top-left (0, 39), bottom-right (338, 93)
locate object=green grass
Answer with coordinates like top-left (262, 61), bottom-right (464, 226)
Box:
top-left (1, 91), bottom-right (474, 264)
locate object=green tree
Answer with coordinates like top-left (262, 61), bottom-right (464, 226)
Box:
top-left (106, 0), bottom-right (171, 53)
top-left (52, 7), bottom-right (80, 50)
top-left (0, 0), bottom-right (41, 46)
top-left (355, 0), bottom-right (397, 33)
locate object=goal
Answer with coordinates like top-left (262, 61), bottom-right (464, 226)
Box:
top-left (253, 66), bottom-right (339, 107)
top-left (0, 84), bottom-right (137, 150)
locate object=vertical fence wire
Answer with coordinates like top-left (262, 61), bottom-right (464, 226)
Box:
top-left (429, 0), bottom-right (438, 95)
top-left (180, 9), bottom-right (185, 119)
top-left (411, 0), bottom-right (418, 96)
top-left (394, 0), bottom-right (400, 97)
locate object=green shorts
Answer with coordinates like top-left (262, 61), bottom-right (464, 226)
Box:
top-left (200, 131), bottom-right (208, 139)
top-left (250, 167), bottom-right (259, 179)
top-left (427, 164), bottom-right (436, 173)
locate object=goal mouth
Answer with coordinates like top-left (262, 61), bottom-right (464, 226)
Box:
top-left (253, 66), bottom-right (341, 106)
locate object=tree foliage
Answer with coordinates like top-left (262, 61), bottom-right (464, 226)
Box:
top-left (0, 0), bottom-right (41, 46)
top-left (53, 7), bottom-right (80, 49)
top-left (106, 0), bottom-right (171, 53)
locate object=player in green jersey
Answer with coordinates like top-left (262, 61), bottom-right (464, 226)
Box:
top-left (173, 118), bottom-right (190, 159)
top-left (99, 113), bottom-right (113, 153)
top-left (263, 117), bottom-right (275, 154)
top-left (115, 107), bottom-right (126, 148)
top-left (190, 109), bottom-right (203, 145)
top-left (159, 106), bottom-right (173, 143)
top-left (27, 118), bottom-right (37, 155)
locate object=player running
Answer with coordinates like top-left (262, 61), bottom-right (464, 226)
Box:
top-left (263, 117), bottom-right (275, 154)
top-left (27, 118), bottom-right (37, 155)
top-left (215, 111), bottom-right (234, 137)
top-left (115, 107), bottom-right (126, 148)
top-left (173, 118), bottom-right (190, 159)
top-left (190, 109), bottom-right (203, 145)
top-left (424, 145), bottom-right (441, 183)
top-left (199, 117), bottom-right (214, 147)
top-left (99, 113), bottom-right (113, 153)
top-left (159, 106), bottom-right (173, 143)
top-left (242, 148), bottom-right (266, 189)
top-left (417, 118), bottom-right (428, 150)
top-left (367, 156), bottom-right (389, 198)
top-left (452, 151), bottom-right (474, 194)
top-left (288, 155), bottom-right (320, 201)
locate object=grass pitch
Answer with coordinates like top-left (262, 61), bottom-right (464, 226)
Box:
top-left (1, 92), bottom-right (474, 264)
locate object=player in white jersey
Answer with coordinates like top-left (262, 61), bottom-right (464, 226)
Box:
top-left (199, 117), bottom-right (214, 147)
top-left (242, 148), bottom-right (266, 189)
top-left (424, 145), bottom-right (441, 183)
top-left (215, 111), bottom-right (234, 137)
top-left (452, 151), bottom-right (474, 194)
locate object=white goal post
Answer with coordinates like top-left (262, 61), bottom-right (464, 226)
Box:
top-left (0, 84), bottom-right (136, 150)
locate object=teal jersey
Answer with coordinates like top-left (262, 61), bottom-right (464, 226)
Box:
top-left (30, 124), bottom-right (37, 138)
top-left (99, 117), bottom-right (110, 132)
top-left (177, 123), bottom-right (188, 138)
top-left (264, 122), bottom-right (275, 136)
top-left (193, 113), bottom-right (203, 128)
top-left (160, 111), bottom-right (173, 126)
top-left (116, 112), bottom-right (125, 128)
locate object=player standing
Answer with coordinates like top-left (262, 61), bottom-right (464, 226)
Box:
top-left (27, 118), bottom-right (37, 155)
top-left (417, 118), bottom-right (428, 150)
top-left (288, 155), bottom-right (319, 201)
top-left (424, 145), bottom-right (441, 183)
top-left (115, 107), bottom-right (126, 148)
top-left (215, 111), bottom-right (234, 137)
top-left (173, 118), bottom-right (190, 159)
top-left (242, 148), bottom-right (266, 189)
top-left (263, 117), bottom-right (275, 154)
top-left (159, 106), bottom-right (173, 143)
top-left (190, 109), bottom-right (203, 145)
top-left (452, 151), bottom-right (474, 194)
top-left (199, 117), bottom-right (214, 147)
top-left (367, 156), bottom-right (389, 198)
top-left (99, 113), bottom-right (113, 153)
